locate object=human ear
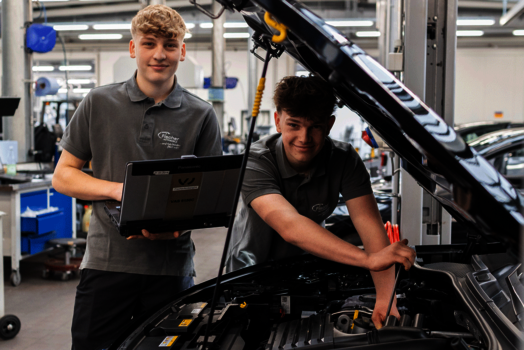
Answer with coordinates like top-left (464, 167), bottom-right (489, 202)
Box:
top-left (180, 42), bottom-right (186, 62)
top-left (274, 111), bottom-right (282, 133)
top-left (129, 39), bottom-right (136, 58)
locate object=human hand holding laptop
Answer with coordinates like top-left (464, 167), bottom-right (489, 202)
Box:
top-left (126, 229), bottom-right (190, 240)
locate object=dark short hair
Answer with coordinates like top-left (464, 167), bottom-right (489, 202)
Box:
top-left (273, 75), bottom-right (337, 122)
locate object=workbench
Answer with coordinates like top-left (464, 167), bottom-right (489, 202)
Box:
top-left (0, 176), bottom-right (76, 286)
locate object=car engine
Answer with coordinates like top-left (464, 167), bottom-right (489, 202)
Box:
top-left (115, 249), bottom-right (521, 350)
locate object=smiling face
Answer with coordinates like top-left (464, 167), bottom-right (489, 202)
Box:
top-left (129, 32), bottom-right (186, 89)
top-left (275, 110), bottom-right (336, 173)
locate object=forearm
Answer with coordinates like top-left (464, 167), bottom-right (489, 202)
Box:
top-left (267, 211), bottom-right (370, 268)
top-left (371, 267), bottom-right (395, 299)
top-left (53, 166), bottom-right (121, 201)
top-left (358, 226), bottom-right (395, 299)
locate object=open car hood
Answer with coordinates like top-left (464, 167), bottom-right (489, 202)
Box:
top-left (217, 0), bottom-right (523, 246)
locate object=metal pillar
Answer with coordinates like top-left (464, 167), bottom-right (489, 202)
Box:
top-left (399, 0), bottom-right (427, 245)
top-left (377, 0), bottom-right (403, 68)
top-left (25, 1), bottom-right (34, 159)
top-left (423, 0), bottom-right (457, 245)
top-left (211, 0), bottom-right (225, 133)
top-left (400, 0), bottom-right (457, 245)
top-left (246, 28), bottom-right (258, 138)
top-left (377, 0), bottom-right (403, 225)
top-left (2, 0), bottom-right (33, 163)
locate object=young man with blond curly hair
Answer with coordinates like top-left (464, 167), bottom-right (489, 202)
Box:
top-left (53, 5), bottom-right (222, 349)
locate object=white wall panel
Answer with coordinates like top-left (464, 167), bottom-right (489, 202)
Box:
top-left (455, 48), bottom-right (524, 124)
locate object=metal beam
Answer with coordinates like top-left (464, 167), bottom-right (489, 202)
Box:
top-left (2, 0), bottom-right (33, 163)
top-left (246, 27), bottom-right (258, 138)
top-left (458, 0), bottom-right (516, 9)
top-left (400, 0), bottom-right (427, 245)
top-left (211, 0), bottom-right (225, 133)
top-left (500, 0), bottom-right (524, 25)
top-left (38, 0), bottom-right (210, 18)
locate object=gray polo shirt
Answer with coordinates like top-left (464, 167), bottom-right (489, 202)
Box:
top-left (60, 74), bottom-right (222, 276)
top-left (225, 133), bottom-right (372, 272)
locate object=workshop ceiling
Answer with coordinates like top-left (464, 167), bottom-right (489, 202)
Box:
top-left (3, 0), bottom-right (524, 51)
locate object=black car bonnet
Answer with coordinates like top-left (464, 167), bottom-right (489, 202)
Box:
top-left (215, 0), bottom-right (523, 245)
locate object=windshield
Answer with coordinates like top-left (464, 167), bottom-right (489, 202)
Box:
top-left (469, 128), bottom-right (524, 153)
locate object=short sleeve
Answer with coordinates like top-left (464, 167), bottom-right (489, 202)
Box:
top-left (340, 146), bottom-right (373, 201)
top-left (194, 107), bottom-right (223, 157)
top-left (241, 155), bottom-right (282, 206)
top-left (59, 95), bottom-right (92, 161)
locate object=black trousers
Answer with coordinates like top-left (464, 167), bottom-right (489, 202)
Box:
top-left (71, 268), bottom-right (194, 350)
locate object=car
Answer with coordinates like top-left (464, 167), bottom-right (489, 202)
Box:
top-left (111, 1), bottom-right (523, 349)
top-left (454, 121), bottom-right (524, 143)
top-left (469, 127), bottom-right (524, 191)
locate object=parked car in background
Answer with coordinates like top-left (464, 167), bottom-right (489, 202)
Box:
top-left (454, 121), bottom-right (524, 143)
top-left (469, 127), bottom-right (524, 191)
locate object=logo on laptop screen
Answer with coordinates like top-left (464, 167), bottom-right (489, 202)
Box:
top-left (173, 177), bottom-right (198, 191)
top-left (153, 171), bottom-right (170, 175)
top-left (178, 178), bottom-right (195, 186)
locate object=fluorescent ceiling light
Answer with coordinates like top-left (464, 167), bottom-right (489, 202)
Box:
top-left (224, 22), bottom-right (249, 28)
top-left (457, 19), bottom-right (495, 26)
top-left (185, 23), bottom-right (195, 29)
top-left (53, 24), bottom-right (89, 31)
top-left (78, 34), bottom-right (123, 40)
top-left (326, 20), bottom-right (373, 27)
top-left (223, 33), bottom-right (250, 39)
top-left (93, 24), bottom-right (131, 30)
top-left (68, 79), bottom-right (91, 84)
top-left (513, 30), bottom-right (524, 36)
top-left (295, 70), bottom-right (309, 76)
top-left (73, 88), bottom-right (92, 94)
top-left (59, 65), bottom-right (92, 71)
top-left (457, 30), bottom-right (484, 37)
top-left (58, 89), bottom-right (68, 93)
top-left (32, 66), bottom-right (54, 72)
top-left (185, 33), bottom-right (192, 39)
top-left (200, 23), bottom-right (213, 28)
top-left (356, 31), bottom-right (380, 37)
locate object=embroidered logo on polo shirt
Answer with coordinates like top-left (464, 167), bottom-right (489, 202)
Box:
top-left (158, 131), bottom-right (181, 149)
top-left (312, 203), bottom-right (329, 215)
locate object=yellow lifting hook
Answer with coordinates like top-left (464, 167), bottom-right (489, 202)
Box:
top-left (264, 12), bottom-right (288, 43)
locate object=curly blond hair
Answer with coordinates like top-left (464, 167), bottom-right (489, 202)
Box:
top-left (131, 4), bottom-right (188, 40)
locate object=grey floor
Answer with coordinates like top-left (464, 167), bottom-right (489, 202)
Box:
top-left (1, 227), bottom-right (228, 350)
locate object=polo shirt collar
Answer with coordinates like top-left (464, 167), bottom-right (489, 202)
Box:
top-left (275, 136), bottom-right (331, 179)
top-left (125, 72), bottom-right (183, 108)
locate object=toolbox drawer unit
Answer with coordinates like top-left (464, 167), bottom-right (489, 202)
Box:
top-left (0, 181), bottom-right (76, 286)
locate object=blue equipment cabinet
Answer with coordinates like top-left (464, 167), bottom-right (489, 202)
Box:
top-left (0, 181), bottom-right (76, 286)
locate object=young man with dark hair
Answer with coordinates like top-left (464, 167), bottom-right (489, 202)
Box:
top-left (226, 75), bottom-right (416, 328)
top-left (53, 5), bottom-right (222, 349)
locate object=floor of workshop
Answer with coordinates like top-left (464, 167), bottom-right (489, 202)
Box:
top-left (2, 227), bottom-right (228, 350)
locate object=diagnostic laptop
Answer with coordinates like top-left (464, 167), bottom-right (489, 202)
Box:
top-left (104, 155), bottom-right (243, 237)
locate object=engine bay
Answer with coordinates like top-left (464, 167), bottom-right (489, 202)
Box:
top-left (116, 248), bottom-right (522, 350)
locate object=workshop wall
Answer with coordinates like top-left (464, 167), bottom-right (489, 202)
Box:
top-left (97, 49), bottom-right (369, 155)
top-left (455, 48), bottom-right (524, 124)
